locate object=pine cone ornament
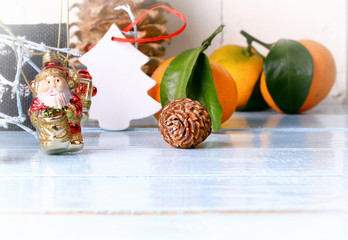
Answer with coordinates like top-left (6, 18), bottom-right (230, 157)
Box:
top-left (70, 0), bottom-right (170, 75)
top-left (158, 98), bottom-right (212, 149)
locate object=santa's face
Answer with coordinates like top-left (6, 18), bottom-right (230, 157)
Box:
top-left (37, 75), bottom-right (72, 108)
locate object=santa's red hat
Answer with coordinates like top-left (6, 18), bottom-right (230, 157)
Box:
top-left (42, 62), bottom-right (70, 78)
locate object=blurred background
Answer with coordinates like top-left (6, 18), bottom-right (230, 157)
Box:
top-left (0, 0), bottom-right (347, 103)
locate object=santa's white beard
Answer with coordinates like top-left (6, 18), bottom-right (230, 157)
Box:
top-left (38, 88), bottom-right (72, 109)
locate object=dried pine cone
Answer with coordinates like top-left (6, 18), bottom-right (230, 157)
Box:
top-left (70, 0), bottom-right (170, 75)
top-left (158, 98), bottom-right (212, 149)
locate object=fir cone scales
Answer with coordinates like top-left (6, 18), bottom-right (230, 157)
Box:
top-left (158, 98), bottom-right (212, 149)
top-left (70, 0), bottom-right (170, 75)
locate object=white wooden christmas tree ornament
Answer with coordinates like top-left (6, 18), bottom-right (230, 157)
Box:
top-left (79, 24), bottom-right (161, 130)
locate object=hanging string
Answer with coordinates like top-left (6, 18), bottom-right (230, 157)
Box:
top-left (12, 41), bottom-right (36, 95)
top-left (66, 0), bottom-right (70, 58)
top-left (57, 0), bottom-right (63, 50)
top-left (0, 0), bottom-right (73, 95)
top-left (0, 20), bottom-right (45, 56)
top-left (57, 0), bottom-right (71, 58)
top-left (58, 52), bottom-right (77, 74)
top-left (0, 0), bottom-right (74, 135)
top-left (112, 6), bottom-right (186, 44)
top-left (114, 5), bottom-right (138, 49)
top-left (60, 0), bottom-right (80, 97)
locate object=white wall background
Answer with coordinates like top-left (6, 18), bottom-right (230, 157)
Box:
top-left (164, 0), bottom-right (347, 103)
top-left (1, 0), bottom-right (347, 103)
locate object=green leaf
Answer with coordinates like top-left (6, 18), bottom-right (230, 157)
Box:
top-left (186, 53), bottom-right (222, 132)
top-left (159, 25), bottom-right (224, 131)
top-left (238, 72), bottom-right (269, 111)
top-left (160, 47), bottom-right (203, 106)
top-left (264, 39), bottom-right (313, 113)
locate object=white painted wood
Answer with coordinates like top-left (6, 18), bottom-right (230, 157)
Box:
top-left (1, 0), bottom-right (346, 102)
top-left (161, 0), bottom-right (222, 57)
top-left (164, 0), bottom-right (347, 102)
top-left (0, 108), bottom-right (347, 238)
top-left (0, 1), bottom-right (348, 237)
top-left (0, 107), bottom-right (347, 216)
top-left (0, 1), bottom-right (69, 24)
top-left (0, 214), bottom-right (347, 240)
top-left (0, 176), bottom-right (347, 213)
top-left (0, 148), bottom-right (347, 177)
top-left (221, 0), bottom-right (347, 103)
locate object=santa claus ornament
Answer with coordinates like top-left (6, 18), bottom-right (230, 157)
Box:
top-left (29, 50), bottom-right (83, 154)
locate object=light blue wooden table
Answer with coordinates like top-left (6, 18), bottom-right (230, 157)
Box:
top-left (0, 104), bottom-right (347, 240)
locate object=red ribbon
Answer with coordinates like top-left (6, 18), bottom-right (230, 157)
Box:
top-left (111, 5), bottom-right (186, 43)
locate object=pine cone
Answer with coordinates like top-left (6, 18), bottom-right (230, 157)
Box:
top-left (70, 0), bottom-right (171, 76)
top-left (158, 98), bottom-right (212, 149)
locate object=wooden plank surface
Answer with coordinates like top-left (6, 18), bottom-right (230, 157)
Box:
top-left (0, 106), bottom-right (347, 239)
top-left (0, 214), bottom-right (347, 240)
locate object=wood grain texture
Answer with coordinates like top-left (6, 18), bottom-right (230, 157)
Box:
top-left (0, 214), bottom-right (347, 240)
top-left (0, 104), bottom-right (347, 239)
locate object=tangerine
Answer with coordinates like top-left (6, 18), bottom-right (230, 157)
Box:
top-left (209, 45), bottom-right (264, 110)
top-left (148, 58), bottom-right (238, 123)
top-left (260, 40), bottom-right (336, 113)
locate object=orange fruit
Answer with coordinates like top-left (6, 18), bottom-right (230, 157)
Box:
top-left (209, 45), bottom-right (264, 110)
top-left (260, 40), bottom-right (336, 113)
top-left (148, 57), bottom-right (174, 108)
top-left (148, 58), bottom-right (238, 123)
top-left (297, 40), bottom-right (336, 112)
top-left (210, 62), bottom-right (238, 123)
top-left (260, 72), bottom-right (282, 113)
